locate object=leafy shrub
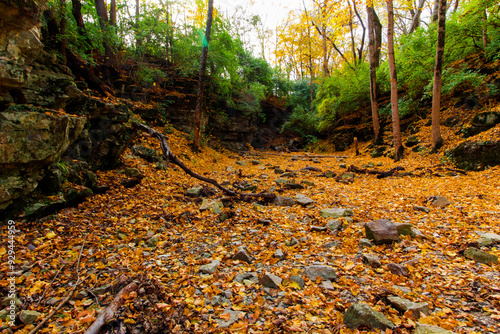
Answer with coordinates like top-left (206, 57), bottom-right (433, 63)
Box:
top-left (281, 105), bottom-right (320, 137)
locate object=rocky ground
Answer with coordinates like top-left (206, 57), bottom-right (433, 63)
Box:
top-left (1, 122), bottom-right (499, 334)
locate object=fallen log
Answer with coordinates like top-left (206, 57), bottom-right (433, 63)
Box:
top-left (84, 282), bottom-right (138, 334)
top-left (348, 165), bottom-right (405, 179)
top-left (132, 122), bottom-right (275, 201)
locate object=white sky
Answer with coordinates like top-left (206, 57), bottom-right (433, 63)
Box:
top-left (217, 0), bottom-right (304, 30)
top-left (215, 0), bottom-right (306, 61)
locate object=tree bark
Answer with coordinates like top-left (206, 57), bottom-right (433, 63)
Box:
top-left (431, 0), bottom-right (447, 152)
top-left (367, 4), bottom-right (382, 144)
top-left (193, 0), bottom-right (214, 152)
top-left (95, 0), bottom-right (114, 78)
top-left (387, 0), bottom-right (403, 161)
top-left (58, 0), bottom-right (67, 62)
top-left (351, 0), bottom-right (366, 64)
top-left (71, 0), bottom-right (92, 49)
top-left (135, 0), bottom-right (142, 49)
top-left (431, 0), bottom-right (439, 22)
top-left (110, 0), bottom-right (117, 26)
top-left (408, 0), bottom-right (427, 34)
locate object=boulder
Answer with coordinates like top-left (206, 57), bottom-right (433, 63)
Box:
top-left (303, 265), bottom-right (337, 282)
top-left (462, 111), bottom-right (500, 137)
top-left (233, 247), bottom-right (252, 263)
top-left (365, 219), bottom-right (400, 244)
top-left (387, 296), bottom-right (429, 317)
top-left (273, 196), bottom-right (295, 207)
top-left (199, 260), bottom-right (220, 274)
top-left (343, 303), bottom-right (394, 330)
top-left (19, 310), bottom-right (41, 325)
top-left (464, 247), bottom-right (498, 265)
top-left (448, 131), bottom-right (500, 170)
top-left (259, 274), bottom-right (282, 288)
top-left (320, 208), bottom-right (353, 219)
top-left (414, 323), bottom-right (457, 334)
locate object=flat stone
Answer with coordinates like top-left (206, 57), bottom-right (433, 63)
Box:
top-left (91, 284), bottom-right (111, 295)
top-left (320, 208), bottom-right (353, 219)
top-left (387, 296), bottom-right (429, 317)
top-left (289, 275), bottom-right (304, 289)
top-left (233, 247), bottom-right (252, 263)
top-left (216, 309), bottom-right (242, 328)
top-left (344, 303), bottom-right (394, 330)
top-left (414, 205), bottom-right (430, 213)
top-left (273, 249), bottom-right (285, 260)
top-left (19, 310), bottom-right (41, 325)
top-left (430, 196), bottom-right (451, 207)
top-left (414, 323), bottom-right (457, 334)
top-left (311, 225), bottom-right (327, 232)
top-left (464, 247), bottom-right (498, 265)
top-left (250, 160), bottom-right (261, 165)
top-left (326, 219), bottom-right (343, 232)
top-left (296, 194), bottom-right (314, 206)
top-left (387, 263), bottom-right (409, 276)
top-left (320, 281), bottom-right (335, 290)
top-left (362, 254), bottom-right (381, 267)
top-left (322, 241), bottom-right (339, 248)
top-left (273, 196), bottom-right (295, 206)
top-left (478, 232), bottom-right (500, 246)
top-left (200, 199), bottom-right (223, 214)
top-left (147, 234), bottom-right (160, 247)
top-left (186, 187), bottom-right (202, 197)
top-left (287, 237), bottom-right (299, 246)
top-left (199, 260), bottom-right (220, 274)
top-left (259, 273), bottom-right (282, 288)
top-left (365, 219), bottom-right (400, 244)
top-left (359, 238), bottom-right (373, 247)
top-left (236, 160), bottom-right (247, 166)
top-left (234, 272), bottom-right (258, 283)
top-left (303, 265), bottom-right (337, 282)
top-left (395, 223), bottom-right (413, 236)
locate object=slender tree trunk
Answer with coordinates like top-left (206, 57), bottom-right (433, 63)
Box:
top-left (348, 5), bottom-right (357, 64)
top-left (192, 0), bottom-right (214, 152)
top-left (453, 0), bottom-right (459, 12)
top-left (482, 9), bottom-right (488, 48)
top-left (110, 0), bottom-right (116, 26)
top-left (95, 0), bottom-right (114, 79)
top-left (322, 26), bottom-right (329, 76)
top-left (71, 0), bottom-right (91, 49)
top-left (431, 0), bottom-right (439, 22)
top-left (351, 0), bottom-right (366, 64)
top-left (387, 0), bottom-right (403, 161)
top-left (408, 0), bottom-right (427, 34)
top-left (59, 0), bottom-right (67, 62)
top-left (367, 3), bottom-right (381, 144)
top-left (135, 0), bottom-right (142, 50)
top-left (431, 0), bottom-right (447, 152)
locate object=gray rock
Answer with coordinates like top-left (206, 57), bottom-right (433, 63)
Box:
top-left (478, 232), bottom-right (500, 246)
top-left (326, 219), bottom-right (343, 232)
top-left (259, 274), bottom-right (282, 288)
top-left (199, 260), bottom-right (220, 274)
top-left (362, 254), bottom-right (381, 267)
top-left (393, 285), bottom-right (411, 294)
top-left (19, 310), bottom-right (41, 325)
top-left (395, 223), bottom-right (413, 236)
top-left (273, 196), bottom-right (295, 206)
top-left (0, 309), bottom-right (8, 321)
top-left (1, 297), bottom-right (21, 308)
top-left (414, 323), bottom-right (457, 334)
top-left (359, 238), bottom-right (373, 247)
top-left (320, 208), bottom-right (353, 219)
top-left (287, 237), bottom-right (299, 246)
top-left (464, 247), bottom-right (498, 265)
top-left (311, 225), bottom-right (327, 232)
top-left (234, 272), bottom-right (258, 283)
top-left (344, 303), bottom-right (394, 330)
top-left (301, 180), bottom-right (315, 187)
top-left (75, 290), bottom-right (88, 300)
top-left (289, 275), bottom-right (304, 289)
top-left (414, 205), bottom-right (430, 213)
top-left (387, 263), bottom-right (409, 276)
top-left (199, 199), bottom-right (223, 214)
top-left (365, 219), bottom-right (400, 244)
top-left (211, 295), bottom-right (222, 306)
top-left (250, 160), bottom-right (261, 165)
top-left (236, 160), bottom-right (247, 166)
top-left (186, 187), bottom-right (202, 197)
top-left (45, 297), bottom-right (59, 306)
top-left (387, 296), bottom-right (429, 317)
top-left (320, 281), bottom-right (334, 290)
top-left (216, 309), bottom-right (242, 328)
top-left (233, 247), bottom-right (252, 263)
top-left (273, 249), bottom-right (285, 260)
top-left (147, 234), bottom-right (160, 247)
top-left (296, 194), bottom-right (314, 206)
top-left (322, 241), bottom-right (339, 248)
top-left (304, 265), bottom-right (337, 282)
top-left (274, 168), bottom-right (284, 174)
top-left (430, 196), bottom-right (451, 207)
top-left (91, 284), bottom-right (111, 296)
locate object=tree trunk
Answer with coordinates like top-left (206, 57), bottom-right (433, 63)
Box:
top-left (408, 0), bottom-right (427, 34)
top-left (431, 0), bottom-right (439, 22)
top-left (192, 0), bottom-right (214, 152)
top-left (387, 0), bottom-right (403, 161)
top-left (135, 0), bottom-right (142, 50)
top-left (95, 0), bottom-right (114, 80)
top-left (71, 0), bottom-right (92, 48)
top-left (431, 0), bottom-right (447, 152)
top-left (367, 3), bottom-right (382, 144)
top-left (482, 9), bottom-right (488, 48)
top-left (110, 0), bottom-right (116, 26)
top-left (351, 0), bottom-right (366, 64)
top-left (58, 0), bottom-right (67, 62)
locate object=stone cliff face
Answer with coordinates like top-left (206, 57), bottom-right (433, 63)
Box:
top-left (0, 0), bottom-right (132, 219)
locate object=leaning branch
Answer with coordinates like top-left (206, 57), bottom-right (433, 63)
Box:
top-left (348, 165), bottom-right (405, 179)
top-left (132, 122), bottom-right (275, 200)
